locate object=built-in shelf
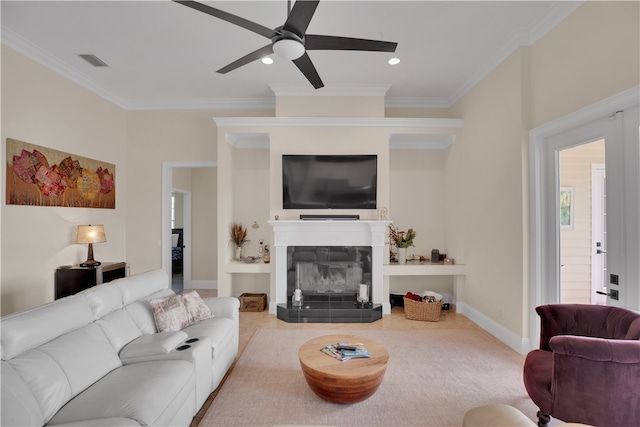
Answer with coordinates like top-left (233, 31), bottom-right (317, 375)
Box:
top-left (383, 263), bottom-right (467, 276)
top-left (225, 261), bottom-right (271, 274)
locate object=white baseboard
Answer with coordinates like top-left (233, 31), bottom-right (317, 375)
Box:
top-left (457, 302), bottom-right (532, 355)
top-left (185, 280), bottom-right (217, 290)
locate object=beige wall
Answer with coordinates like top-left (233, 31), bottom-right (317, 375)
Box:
top-left (447, 0), bottom-right (639, 337)
top-left (449, 48), bottom-right (531, 335)
top-left (530, 1), bottom-right (639, 127)
top-left (191, 167), bottom-right (217, 281)
top-left (1, 46), bottom-right (128, 315)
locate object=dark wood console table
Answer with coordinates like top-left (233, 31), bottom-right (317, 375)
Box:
top-left (55, 261), bottom-right (127, 299)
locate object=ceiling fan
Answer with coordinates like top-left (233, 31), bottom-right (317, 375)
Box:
top-left (173, 0), bottom-right (398, 89)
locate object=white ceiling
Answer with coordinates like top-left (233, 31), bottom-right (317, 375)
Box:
top-left (1, 1), bottom-right (583, 110)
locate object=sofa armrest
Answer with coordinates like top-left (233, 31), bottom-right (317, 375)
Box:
top-left (550, 335), bottom-right (640, 364)
top-left (120, 331), bottom-right (187, 363)
top-left (548, 336), bottom-right (640, 424)
top-left (203, 296), bottom-right (239, 320)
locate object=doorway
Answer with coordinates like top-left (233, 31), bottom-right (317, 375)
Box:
top-left (528, 88), bottom-right (640, 351)
top-left (558, 140), bottom-right (606, 304)
top-left (162, 161), bottom-right (217, 291)
top-left (171, 189), bottom-right (191, 293)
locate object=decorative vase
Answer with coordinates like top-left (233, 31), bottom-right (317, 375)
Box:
top-left (397, 247), bottom-right (407, 264)
top-left (235, 246), bottom-right (242, 261)
top-left (262, 245), bottom-right (270, 263)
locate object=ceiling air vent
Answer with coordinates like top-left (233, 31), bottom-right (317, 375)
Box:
top-left (78, 54), bottom-right (109, 67)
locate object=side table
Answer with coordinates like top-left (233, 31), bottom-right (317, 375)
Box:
top-left (55, 261), bottom-right (127, 299)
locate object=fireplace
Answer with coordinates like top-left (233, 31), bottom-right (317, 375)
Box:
top-left (269, 220), bottom-right (391, 322)
top-left (287, 246), bottom-right (371, 297)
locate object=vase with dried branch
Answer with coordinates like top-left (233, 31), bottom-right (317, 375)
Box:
top-left (231, 223), bottom-right (249, 260)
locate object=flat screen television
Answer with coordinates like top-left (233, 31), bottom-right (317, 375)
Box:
top-left (282, 154), bottom-right (377, 209)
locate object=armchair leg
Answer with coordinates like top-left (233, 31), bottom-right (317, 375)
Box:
top-left (536, 411), bottom-right (551, 427)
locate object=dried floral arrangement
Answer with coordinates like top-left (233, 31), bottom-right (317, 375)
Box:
top-left (230, 223), bottom-right (249, 247)
top-left (389, 224), bottom-right (416, 248)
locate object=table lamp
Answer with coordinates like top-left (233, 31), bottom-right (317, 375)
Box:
top-left (76, 224), bottom-right (106, 267)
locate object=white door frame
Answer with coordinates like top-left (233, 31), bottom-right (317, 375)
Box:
top-left (528, 88), bottom-right (638, 351)
top-left (591, 163), bottom-right (606, 304)
top-left (162, 161), bottom-right (217, 287)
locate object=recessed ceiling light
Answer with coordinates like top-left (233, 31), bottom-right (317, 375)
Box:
top-left (388, 57), bottom-right (400, 65)
top-left (262, 57), bottom-right (274, 65)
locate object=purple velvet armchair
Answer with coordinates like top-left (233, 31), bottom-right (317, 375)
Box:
top-left (523, 304), bottom-right (640, 427)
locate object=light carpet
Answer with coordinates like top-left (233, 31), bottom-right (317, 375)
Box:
top-left (199, 328), bottom-right (539, 427)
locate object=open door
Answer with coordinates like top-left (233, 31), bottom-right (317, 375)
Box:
top-left (558, 141), bottom-right (605, 304)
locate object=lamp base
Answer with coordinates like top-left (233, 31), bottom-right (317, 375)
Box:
top-left (80, 260), bottom-right (101, 268)
top-left (80, 243), bottom-right (101, 268)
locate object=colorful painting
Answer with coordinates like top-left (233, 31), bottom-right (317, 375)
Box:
top-left (6, 138), bottom-right (115, 209)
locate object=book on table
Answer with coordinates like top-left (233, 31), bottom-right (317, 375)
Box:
top-left (321, 342), bottom-right (371, 361)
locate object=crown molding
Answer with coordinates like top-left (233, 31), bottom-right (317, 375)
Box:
top-left (213, 116), bottom-right (462, 129)
top-left (1, 26), bottom-right (129, 109)
top-left (447, 1), bottom-right (584, 107)
top-left (269, 84), bottom-right (390, 97)
top-left (125, 98), bottom-right (275, 111)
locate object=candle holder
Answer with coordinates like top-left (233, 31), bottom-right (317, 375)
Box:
top-left (355, 297), bottom-right (372, 309)
top-left (292, 287), bottom-right (303, 307)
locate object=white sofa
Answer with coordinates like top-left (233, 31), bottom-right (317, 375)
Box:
top-left (1, 269), bottom-right (239, 426)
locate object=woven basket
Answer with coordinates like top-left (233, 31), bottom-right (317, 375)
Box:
top-left (403, 297), bottom-right (443, 322)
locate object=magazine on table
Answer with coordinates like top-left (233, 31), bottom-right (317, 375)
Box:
top-left (321, 342), bottom-right (371, 361)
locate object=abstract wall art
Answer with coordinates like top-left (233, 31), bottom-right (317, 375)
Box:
top-left (6, 138), bottom-right (115, 209)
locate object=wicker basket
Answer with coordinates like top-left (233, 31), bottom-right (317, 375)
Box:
top-left (403, 297), bottom-right (443, 322)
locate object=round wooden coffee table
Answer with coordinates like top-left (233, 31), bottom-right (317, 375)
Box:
top-left (298, 334), bottom-right (389, 404)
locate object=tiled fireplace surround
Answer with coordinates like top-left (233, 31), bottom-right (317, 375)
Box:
top-left (269, 220), bottom-right (391, 323)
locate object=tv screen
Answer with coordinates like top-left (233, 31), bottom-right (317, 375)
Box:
top-left (282, 155), bottom-right (377, 209)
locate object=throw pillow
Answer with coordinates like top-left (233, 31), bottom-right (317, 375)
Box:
top-left (149, 295), bottom-right (190, 332)
top-left (180, 290), bottom-right (212, 324)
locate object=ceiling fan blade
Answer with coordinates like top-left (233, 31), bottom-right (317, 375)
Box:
top-left (217, 44), bottom-right (274, 74)
top-left (305, 34), bottom-right (397, 52)
top-left (292, 53), bottom-right (324, 89)
top-left (283, 0), bottom-right (319, 37)
top-left (173, 1), bottom-right (278, 39)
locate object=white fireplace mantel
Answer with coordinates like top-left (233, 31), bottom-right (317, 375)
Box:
top-left (268, 220), bottom-right (391, 314)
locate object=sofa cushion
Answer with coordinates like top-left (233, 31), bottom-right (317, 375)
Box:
top-left (84, 282), bottom-right (124, 319)
top-left (47, 360), bottom-right (195, 427)
top-left (1, 361), bottom-right (44, 426)
top-left (118, 269), bottom-right (170, 305)
top-left (1, 295), bottom-right (93, 360)
top-left (8, 323), bottom-right (122, 424)
top-left (150, 295), bottom-right (190, 332)
top-left (125, 289), bottom-right (174, 334)
top-left (96, 308), bottom-right (143, 351)
top-left (180, 290), bottom-right (212, 324)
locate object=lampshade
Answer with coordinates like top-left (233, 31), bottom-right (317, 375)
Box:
top-left (76, 225), bottom-right (106, 244)
top-left (273, 39), bottom-right (305, 60)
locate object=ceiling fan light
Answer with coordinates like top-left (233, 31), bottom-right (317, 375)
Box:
top-left (273, 39), bottom-right (305, 60)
